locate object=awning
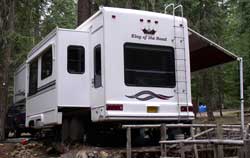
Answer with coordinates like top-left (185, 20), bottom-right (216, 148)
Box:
top-left (188, 28), bottom-right (239, 72)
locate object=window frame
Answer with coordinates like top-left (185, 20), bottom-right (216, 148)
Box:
top-left (123, 42), bottom-right (176, 88)
top-left (94, 44), bottom-right (102, 88)
top-left (67, 45), bottom-right (85, 74)
top-left (41, 45), bottom-right (53, 80)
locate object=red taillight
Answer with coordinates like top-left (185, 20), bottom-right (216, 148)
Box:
top-left (106, 104), bottom-right (123, 111)
top-left (180, 106), bottom-right (187, 112)
top-left (180, 106), bottom-right (193, 112)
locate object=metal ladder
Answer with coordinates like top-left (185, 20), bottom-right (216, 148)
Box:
top-left (165, 4), bottom-right (189, 120)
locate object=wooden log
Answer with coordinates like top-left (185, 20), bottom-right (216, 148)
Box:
top-left (123, 124), bottom-right (242, 129)
top-left (190, 127), bottom-right (199, 158)
top-left (223, 128), bottom-right (241, 132)
top-left (216, 124), bottom-right (224, 158)
top-left (123, 124), bottom-right (161, 128)
top-left (126, 127), bottom-right (131, 158)
top-left (243, 124), bottom-right (249, 140)
top-left (243, 139), bottom-right (250, 158)
top-left (159, 139), bottom-right (244, 145)
top-left (180, 142), bottom-right (185, 158)
top-left (213, 144), bottom-right (218, 158)
top-left (161, 123), bottom-right (167, 157)
top-left (222, 125), bottom-right (241, 128)
top-left (169, 128), bottom-right (214, 149)
top-left (240, 123), bottom-right (250, 158)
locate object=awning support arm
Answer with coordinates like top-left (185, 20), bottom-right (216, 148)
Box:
top-left (239, 57), bottom-right (244, 137)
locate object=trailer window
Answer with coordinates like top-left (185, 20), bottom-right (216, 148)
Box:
top-left (67, 46), bottom-right (85, 74)
top-left (29, 59), bottom-right (38, 96)
top-left (124, 43), bottom-right (176, 88)
top-left (94, 44), bottom-right (102, 88)
top-left (41, 46), bottom-right (53, 79)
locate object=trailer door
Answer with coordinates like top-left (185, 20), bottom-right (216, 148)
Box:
top-left (90, 27), bottom-right (105, 121)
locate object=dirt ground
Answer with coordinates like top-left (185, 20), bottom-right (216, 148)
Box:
top-left (0, 141), bottom-right (52, 158)
top-left (0, 110), bottom-right (249, 158)
top-left (195, 110), bottom-right (250, 124)
top-left (0, 143), bottom-right (14, 158)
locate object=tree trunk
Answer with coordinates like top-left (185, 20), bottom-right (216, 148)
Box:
top-left (148, 0), bottom-right (156, 11)
top-left (126, 0), bottom-right (136, 9)
top-left (126, 0), bottom-right (132, 8)
top-left (0, 0), bottom-right (15, 141)
top-left (33, 1), bottom-right (41, 44)
top-left (202, 71), bottom-right (215, 121)
top-left (77, 0), bottom-right (91, 26)
top-left (217, 67), bottom-right (224, 117)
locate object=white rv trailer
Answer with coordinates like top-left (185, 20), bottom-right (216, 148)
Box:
top-left (15, 6), bottom-right (194, 140)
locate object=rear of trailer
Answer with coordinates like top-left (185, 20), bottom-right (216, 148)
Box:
top-left (25, 7), bottom-right (194, 130)
top-left (77, 7), bottom-right (193, 122)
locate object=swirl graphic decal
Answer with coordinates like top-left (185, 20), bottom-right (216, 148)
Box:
top-left (126, 90), bottom-right (173, 101)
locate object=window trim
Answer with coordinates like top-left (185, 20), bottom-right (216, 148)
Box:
top-left (94, 44), bottom-right (102, 88)
top-left (67, 45), bottom-right (85, 74)
top-left (41, 45), bottom-right (53, 80)
top-left (123, 42), bottom-right (176, 88)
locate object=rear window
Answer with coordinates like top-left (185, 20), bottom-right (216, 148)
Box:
top-left (67, 45), bottom-right (85, 74)
top-left (124, 43), bottom-right (176, 88)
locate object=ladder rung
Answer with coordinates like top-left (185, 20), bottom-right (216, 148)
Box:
top-left (174, 36), bottom-right (184, 39)
top-left (175, 58), bottom-right (186, 59)
top-left (174, 25), bottom-right (184, 28)
top-left (175, 51), bottom-right (186, 53)
top-left (176, 70), bottom-right (186, 72)
top-left (176, 92), bottom-right (188, 94)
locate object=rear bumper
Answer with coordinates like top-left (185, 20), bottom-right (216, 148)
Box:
top-left (104, 112), bottom-right (194, 121)
top-left (91, 104), bottom-right (194, 122)
top-left (104, 115), bottom-right (194, 121)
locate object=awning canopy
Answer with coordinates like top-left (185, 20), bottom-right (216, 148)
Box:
top-left (188, 28), bottom-right (239, 72)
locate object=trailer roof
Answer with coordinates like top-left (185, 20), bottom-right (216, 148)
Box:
top-left (188, 28), bottom-right (239, 72)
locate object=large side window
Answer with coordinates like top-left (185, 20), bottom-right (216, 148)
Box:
top-left (41, 46), bottom-right (53, 79)
top-left (124, 43), bottom-right (176, 88)
top-left (29, 59), bottom-right (38, 96)
top-left (94, 44), bottom-right (102, 88)
top-left (67, 45), bottom-right (85, 74)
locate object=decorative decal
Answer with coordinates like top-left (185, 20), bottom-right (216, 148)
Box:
top-left (142, 28), bottom-right (156, 35)
top-left (126, 90), bottom-right (173, 101)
